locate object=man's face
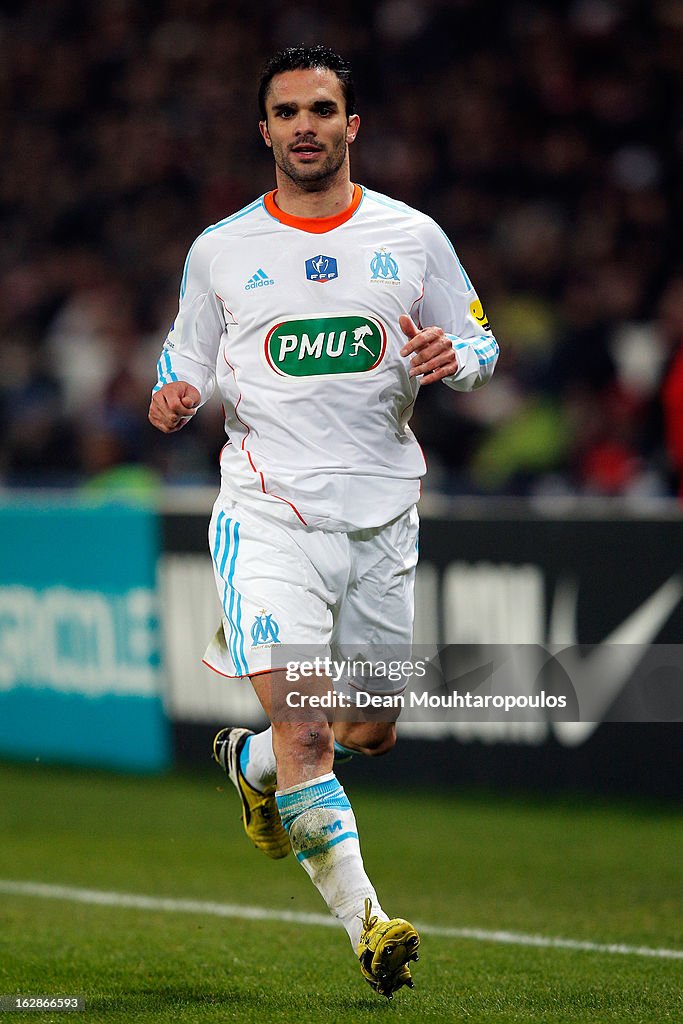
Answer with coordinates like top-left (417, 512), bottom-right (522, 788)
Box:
top-left (259, 68), bottom-right (360, 190)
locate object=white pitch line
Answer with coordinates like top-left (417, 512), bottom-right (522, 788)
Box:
top-left (1, 879), bottom-right (682, 962)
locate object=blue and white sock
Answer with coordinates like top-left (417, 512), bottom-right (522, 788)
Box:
top-left (239, 729), bottom-right (277, 793)
top-left (240, 730), bottom-right (353, 792)
top-left (276, 772), bottom-right (388, 948)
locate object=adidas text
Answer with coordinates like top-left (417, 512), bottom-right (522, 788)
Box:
top-left (245, 268), bottom-right (275, 291)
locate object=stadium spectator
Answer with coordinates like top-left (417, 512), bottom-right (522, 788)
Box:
top-left (1, 0), bottom-right (681, 497)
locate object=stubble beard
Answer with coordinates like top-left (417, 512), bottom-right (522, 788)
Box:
top-left (274, 136), bottom-right (348, 192)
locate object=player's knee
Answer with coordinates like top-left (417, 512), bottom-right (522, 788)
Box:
top-left (276, 720), bottom-right (334, 761)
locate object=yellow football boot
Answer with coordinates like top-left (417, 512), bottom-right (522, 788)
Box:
top-left (213, 727), bottom-right (290, 860)
top-left (357, 898), bottom-right (420, 998)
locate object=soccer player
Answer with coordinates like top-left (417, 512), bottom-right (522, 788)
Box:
top-left (149, 45), bottom-right (498, 998)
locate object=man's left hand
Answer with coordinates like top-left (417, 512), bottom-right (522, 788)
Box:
top-left (399, 315), bottom-right (458, 384)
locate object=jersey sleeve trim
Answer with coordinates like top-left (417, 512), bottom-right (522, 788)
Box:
top-left (180, 198), bottom-right (264, 298)
top-left (446, 333), bottom-right (499, 368)
top-left (155, 350), bottom-right (179, 388)
top-left (434, 224), bottom-right (472, 290)
top-left (443, 332), bottom-right (499, 391)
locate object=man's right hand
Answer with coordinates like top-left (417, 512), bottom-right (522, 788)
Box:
top-left (148, 381), bottom-right (201, 433)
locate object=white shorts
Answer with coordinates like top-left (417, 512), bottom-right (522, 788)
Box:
top-left (203, 499), bottom-right (419, 689)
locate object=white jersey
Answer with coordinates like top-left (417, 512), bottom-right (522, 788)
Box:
top-left (155, 185), bottom-right (499, 531)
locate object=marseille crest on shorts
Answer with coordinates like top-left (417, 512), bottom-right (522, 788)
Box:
top-left (251, 609), bottom-right (281, 646)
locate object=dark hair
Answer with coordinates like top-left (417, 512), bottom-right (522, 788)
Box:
top-left (258, 45), bottom-right (356, 120)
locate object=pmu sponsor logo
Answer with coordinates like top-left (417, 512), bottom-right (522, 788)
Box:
top-left (264, 313), bottom-right (387, 378)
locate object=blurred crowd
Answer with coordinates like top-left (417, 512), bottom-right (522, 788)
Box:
top-left (1, 0), bottom-right (682, 499)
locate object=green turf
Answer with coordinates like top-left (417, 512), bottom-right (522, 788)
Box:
top-left (0, 762), bottom-right (681, 1023)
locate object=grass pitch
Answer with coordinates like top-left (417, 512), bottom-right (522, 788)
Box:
top-left (0, 760), bottom-right (681, 1023)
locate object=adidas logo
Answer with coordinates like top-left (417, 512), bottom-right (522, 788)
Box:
top-left (245, 268), bottom-right (275, 291)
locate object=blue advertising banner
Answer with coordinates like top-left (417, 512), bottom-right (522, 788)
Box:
top-left (0, 501), bottom-right (169, 772)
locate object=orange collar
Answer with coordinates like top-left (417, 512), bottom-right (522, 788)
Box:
top-left (263, 184), bottom-right (363, 233)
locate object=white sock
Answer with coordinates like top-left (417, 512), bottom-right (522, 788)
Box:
top-left (276, 772), bottom-right (388, 948)
top-left (240, 729), bottom-right (276, 792)
top-left (240, 729), bottom-right (354, 791)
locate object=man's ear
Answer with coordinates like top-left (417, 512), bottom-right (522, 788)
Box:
top-left (346, 114), bottom-right (360, 145)
top-left (259, 120), bottom-right (272, 148)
